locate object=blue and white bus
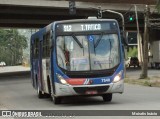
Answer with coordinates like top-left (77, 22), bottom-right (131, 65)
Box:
top-left (30, 17), bottom-right (126, 104)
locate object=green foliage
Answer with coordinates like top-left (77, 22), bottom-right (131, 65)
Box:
top-left (0, 29), bottom-right (28, 66)
top-left (127, 46), bottom-right (138, 57)
top-left (124, 78), bottom-right (160, 87)
top-left (156, 0), bottom-right (160, 13)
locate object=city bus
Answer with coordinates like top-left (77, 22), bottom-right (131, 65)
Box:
top-left (30, 17), bottom-right (126, 104)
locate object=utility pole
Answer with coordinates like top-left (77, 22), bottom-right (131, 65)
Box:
top-left (134, 5), bottom-right (143, 68)
top-left (140, 5), bottom-right (150, 79)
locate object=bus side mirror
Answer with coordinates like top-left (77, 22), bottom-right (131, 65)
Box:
top-left (121, 31), bottom-right (128, 46)
top-left (50, 39), bottom-right (53, 49)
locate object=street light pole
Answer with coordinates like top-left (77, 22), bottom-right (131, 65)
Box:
top-left (102, 9), bottom-right (125, 33)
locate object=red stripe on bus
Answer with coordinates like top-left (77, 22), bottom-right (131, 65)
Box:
top-left (67, 78), bottom-right (86, 85)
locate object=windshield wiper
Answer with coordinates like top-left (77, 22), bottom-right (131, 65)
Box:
top-left (94, 33), bottom-right (103, 48)
top-left (72, 34), bottom-right (83, 48)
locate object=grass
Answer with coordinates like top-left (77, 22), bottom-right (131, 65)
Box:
top-left (124, 77), bottom-right (160, 87)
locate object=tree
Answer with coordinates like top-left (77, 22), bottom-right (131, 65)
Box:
top-left (127, 46), bottom-right (138, 57)
top-left (0, 29), bottom-right (28, 66)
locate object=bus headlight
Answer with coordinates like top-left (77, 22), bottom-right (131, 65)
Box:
top-left (56, 73), bottom-right (68, 85)
top-left (113, 70), bottom-right (123, 83)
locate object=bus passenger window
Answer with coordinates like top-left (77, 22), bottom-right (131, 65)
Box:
top-left (42, 32), bottom-right (51, 58)
top-left (46, 32), bottom-right (50, 57)
top-left (33, 38), bottom-right (39, 59)
top-left (57, 36), bottom-right (66, 69)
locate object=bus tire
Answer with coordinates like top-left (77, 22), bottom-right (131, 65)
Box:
top-left (48, 79), bottom-right (55, 101)
top-left (46, 77), bottom-right (51, 98)
top-left (102, 94), bottom-right (112, 102)
top-left (36, 75), bottom-right (44, 99)
top-left (37, 84), bottom-right (44, 99)
top-left (52, 96), bottom-right (61, 104)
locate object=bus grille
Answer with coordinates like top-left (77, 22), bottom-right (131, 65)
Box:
top-left (66, 71), bottom-right (114, 78)
top-left (73, 86), bottom-right (109, 94)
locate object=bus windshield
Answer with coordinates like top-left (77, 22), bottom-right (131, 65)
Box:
top-left (56, 34), bottom-right (120, 71)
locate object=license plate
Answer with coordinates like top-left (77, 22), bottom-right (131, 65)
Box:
top-left (85, 90), bottom-right (98, 95)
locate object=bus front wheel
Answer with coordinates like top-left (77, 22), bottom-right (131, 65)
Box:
top-left (52, 96), bottom-right (61, 104)
top-left (102, 94), bottom-right (112, 102)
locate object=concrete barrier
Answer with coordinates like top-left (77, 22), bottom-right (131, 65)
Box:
top-left (0, 71), bottom-right (31, 79)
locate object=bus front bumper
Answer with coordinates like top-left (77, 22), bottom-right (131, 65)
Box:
top-left (54, 80), bottom-right (124, 97)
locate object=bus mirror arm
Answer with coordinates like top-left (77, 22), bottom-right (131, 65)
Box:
top-left (121, 31), bottom-right (128, 46)
top-left (102, 9), bottom-right (128, 46)
top-left (123, 31), bottom-right (128, 46)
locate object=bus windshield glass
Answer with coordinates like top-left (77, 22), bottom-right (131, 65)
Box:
top-left (56, 34), bottom-right (120, 71)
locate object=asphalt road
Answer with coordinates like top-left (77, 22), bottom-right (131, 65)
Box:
top-left (0, 69), bottom-right (160, 119)
top-left (0, 76), bottom-right (160, 110)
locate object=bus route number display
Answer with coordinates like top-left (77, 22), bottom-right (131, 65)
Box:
top-left (63, 24), bottom-right (102, 32)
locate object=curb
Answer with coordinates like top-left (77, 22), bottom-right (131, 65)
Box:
top-left (0, 71), bottom-right (30, 79)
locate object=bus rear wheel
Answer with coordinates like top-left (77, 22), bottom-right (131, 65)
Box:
top-left (102, 94), bottom-right (112, 102)
top-left (37, 85), bottom-right (44, 98)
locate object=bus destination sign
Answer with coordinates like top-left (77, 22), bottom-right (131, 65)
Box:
top-left (56, 22), bottom-right (117, 32)
top-left (63, 24), bottom-right (101, 32)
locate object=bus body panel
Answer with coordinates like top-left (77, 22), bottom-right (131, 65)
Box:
top-left (30, 24), bottom-right (52, 93)
top-left (54, 80), bottom-right (124, 97)
top-left (53, 61), bottom-right (124, 97)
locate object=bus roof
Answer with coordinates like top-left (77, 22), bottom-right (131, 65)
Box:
top-left (31, 18), bottom-right (119, 41)
top-left (54, 18), bottom-right (118, 25)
